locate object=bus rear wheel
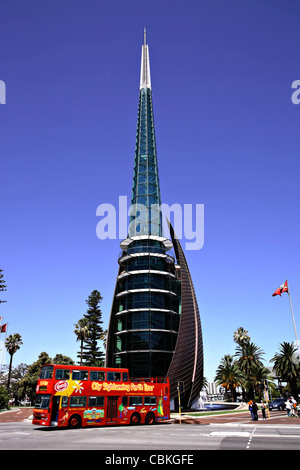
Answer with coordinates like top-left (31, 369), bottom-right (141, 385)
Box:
top-left (69, 414), bottom-right (81, 428)
top-left (130, 412), bottom-right (140, 425)
top-left (145, 412), bottom-right (155, 425)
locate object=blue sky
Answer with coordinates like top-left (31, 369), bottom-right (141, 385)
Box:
top-left (0, 0), bottom-right (299, 382)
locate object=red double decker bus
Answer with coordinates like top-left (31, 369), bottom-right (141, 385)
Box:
top-left (32, 364), bottom-right (170, 428)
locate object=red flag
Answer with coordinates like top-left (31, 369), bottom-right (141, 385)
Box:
top-left (272, 280), bottom-right (289, 297)
top-left (0, 323), bottom-right (7, 333)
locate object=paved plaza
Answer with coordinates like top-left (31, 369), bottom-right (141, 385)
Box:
top-left (1, 406), bottom-right (300, 426)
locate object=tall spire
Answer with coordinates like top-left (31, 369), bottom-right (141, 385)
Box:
top-left (140, 28), bottom-right (151, 89)
top-left (129, 29), bottom-right (162, 237)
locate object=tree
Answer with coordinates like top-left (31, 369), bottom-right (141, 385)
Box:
top-left (74, 318), bottom-right (90, 365)
top-left (0, 269), bottom-right (7, 304)
top-left (233, 327), bottom-right (251, 400)
top-left (52, 354), bottom-right (74, 365)
top-left (5, 333), bottom-right (23, 392)
top-left (18, 352), bottom-right (52, 403)
top-left (0, 385), bottom-right (10, 410)
top-left (100, 329), bottom-right (107, 350)
top-left (233, 327), bottom-right (250, 347)
top-left (214, 355), bottom-right (244, 402)
top-left (234, 340), bottom-right (265, 400)
top-left (247, 365), bottom-right (275, 401)
top-left (2, 363), bottom-right (29, 401)
top-left (271, 341), bottom-right (300, 399)
top-left (81, 290), bottom-right (104, 366)
top-left (235, 341), bottom-right (264, 376)
top-left (17, 352), bottom-right (74, 404)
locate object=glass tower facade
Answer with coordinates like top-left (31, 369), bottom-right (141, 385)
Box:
top-left (129, 87), bottom-right (162, 238)
top-left (106, 31), bottom-right (203, 407)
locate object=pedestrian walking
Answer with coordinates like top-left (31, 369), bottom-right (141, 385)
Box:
top-left (252, 400), bottom-right (258, 421)
top-left (285, 399), bottom-right (292, 417)
top-left (261, 402), bottom-right (267, 419)
top-left (291, 398), bottom-right (297, 417)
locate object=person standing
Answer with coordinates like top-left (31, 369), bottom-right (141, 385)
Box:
top-left (248, 400), bottom-right (254, 420)
top-left (252, 400), bottom-right (258, 421)
top-left (261, 402), bottom-right (267, 419)
top-left (291, 398), bottom-right (297, 417)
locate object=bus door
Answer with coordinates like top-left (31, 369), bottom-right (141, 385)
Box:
top-left (51, 396), bottom-right (60, 425)
top-left (106, 396), bottom-right (118, 423)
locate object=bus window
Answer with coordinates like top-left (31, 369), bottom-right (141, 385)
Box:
top-left (72, 370), bottom-right (88, 381)
top-left (69, 396), bottom-right (87, 407)
top-left (123, 372), bottom-right (128, 382)
top-left (55, 369), bottom-right (70, 380)
top-left (34, 394), bottom-right (51, 409)
top-left (39, 366), bottom-right (53, 379)
top-left (90, 371), bottom-right (105, 381)
top-left (61, 396), bottom-right (68, 408)
top-left (122, 397), bottom-right (128, 406)
top-left (89, 396), bottom-right (104, 407)
top-left (129, 396), bottom-right (142, 406)
top-left (107, 372), bottom-right (121, 381)
top-left (144, 396), bottom-right (157, 405)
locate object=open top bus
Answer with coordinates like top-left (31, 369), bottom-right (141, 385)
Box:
top-left (32, 364), bottom-right (170, 428)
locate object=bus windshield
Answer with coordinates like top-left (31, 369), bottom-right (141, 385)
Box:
top-left (39, 365), bottom-right (54, 379)
top-left (34, 394), bottom-right (52, 409)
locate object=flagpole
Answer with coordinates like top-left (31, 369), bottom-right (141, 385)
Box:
top-left (0, 316), bottom-right (3, 376)
top-left (0, 321), bottom-right (5, 376)
top-left (287, 282), bottom-right (300, 358)
top-left (0, 342), bottom-right (4, 376)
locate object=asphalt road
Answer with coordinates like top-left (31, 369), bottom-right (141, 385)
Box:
top-left (0, 408), bottom-right (300, 452)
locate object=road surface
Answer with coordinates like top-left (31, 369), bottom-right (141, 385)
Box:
top-left (0, 407), bottom-right (299, 451)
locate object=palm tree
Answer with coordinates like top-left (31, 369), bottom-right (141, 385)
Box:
top-left (235, 341), bottom-right (265, 400)
top-left (247, 365), bottom-right (275, 401)
top-left (202, 376), bottom-right (209, 392)
top-left (235, 341), bottom-right (265, 376)
top-left (74, 318), bottom-right (90, 365)
top-left (100, 329), bottom-right (107, 350)
top-left (233, 327), bottom-right (251, 400)
top-left (215, 355), bottom-right (244, 402)
top-left (271, 341), bottom-right (299, 399)
top-left (233, 327), bottom-right (250, 347)
top-left (5, 333), bottom-right (23, 392)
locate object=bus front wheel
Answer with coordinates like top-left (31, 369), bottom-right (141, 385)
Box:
top-left (145, 412), bottom-right (155, 425)
top-left (69, 414), bottom-right (81, 428)
top-left (130, 412), bottom-right (140, 425)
